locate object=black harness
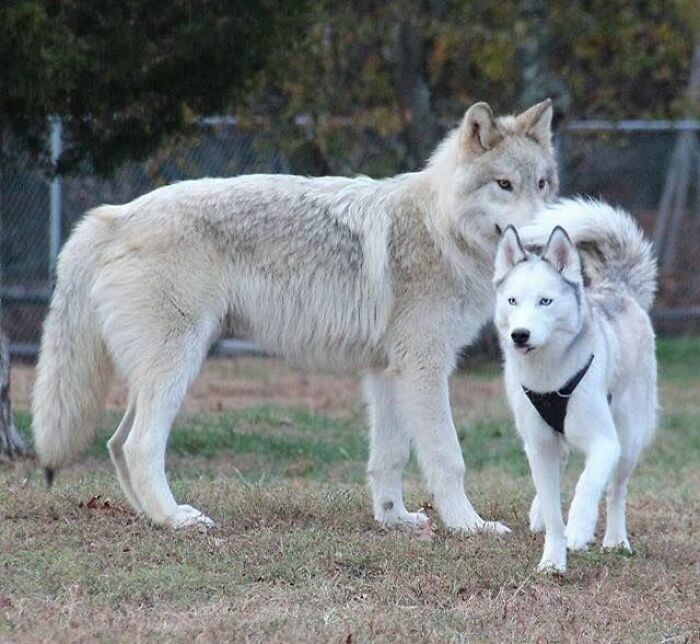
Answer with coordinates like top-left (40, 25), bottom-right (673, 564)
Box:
top-left (522, 354), bottom-right (608, 434)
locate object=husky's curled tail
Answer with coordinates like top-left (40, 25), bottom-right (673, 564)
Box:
top-left (520, 198), bottom-right (657, 311)
top-left (32, 209), bottom-right (117, 482)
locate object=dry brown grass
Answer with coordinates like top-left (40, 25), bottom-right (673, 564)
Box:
top-left (2, 342), bottom-right (699, 642)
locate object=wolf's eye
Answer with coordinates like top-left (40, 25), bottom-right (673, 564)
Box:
top-left (496, 179), bottom-right (513, 191)
top-left (539, 297), bottom-right (553, 306)
top-left (538, 178), bottom-right (547, 190)
top-left (508, 297), bottom-right (517, 306)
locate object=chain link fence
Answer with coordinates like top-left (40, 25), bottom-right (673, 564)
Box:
top-left (1, 119), bottom-right (698, 357)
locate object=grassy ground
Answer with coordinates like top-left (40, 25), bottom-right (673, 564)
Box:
top-left (1, 338), bottom-right (698, 642)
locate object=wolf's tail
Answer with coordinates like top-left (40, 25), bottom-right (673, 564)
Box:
top-left (32, 209), bottom-right (117, 481)
top-left (520, 198), bottom-right (657, 311)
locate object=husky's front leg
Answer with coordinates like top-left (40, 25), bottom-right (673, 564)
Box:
top-left (364, 372), bottom-right (428, 528)
top-left (529, 445), bottom-right (568, 533)
top-left (393, 370), bottom-right (509, 534)
top-left (566, 407), bottom-right (621, 551)
top-left (524, 434), bottom-right (567, 572)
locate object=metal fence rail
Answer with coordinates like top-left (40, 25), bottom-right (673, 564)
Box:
top-left (2, 118), bottom-right (698, 358)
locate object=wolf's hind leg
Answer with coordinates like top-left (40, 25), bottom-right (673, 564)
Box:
top-left (123, 377), bottom-right (213, 529)
top-left (364, 372), bottom-right (427, 529)
top-left (120, 325), bottom-right (214, 529)
top-left (107, 402), bottom-right (142, 513)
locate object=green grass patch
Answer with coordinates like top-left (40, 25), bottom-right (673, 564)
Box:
top-left (656, 336), bottom-right (700, 381)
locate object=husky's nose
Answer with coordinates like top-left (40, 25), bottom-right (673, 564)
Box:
top-left (511, 329), bottom-right (530, 346)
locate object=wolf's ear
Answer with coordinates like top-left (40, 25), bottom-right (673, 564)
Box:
top-left (543, 226), bottom-right (582, 282)
top-left (460, 102), bottom-right (502, 156)
top-left (494, 226), bottom-right (528, 284)
top-left (516, 99), bottom-right (553, 151)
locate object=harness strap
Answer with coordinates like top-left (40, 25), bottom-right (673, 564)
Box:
top-left (522, 354), bottom-right (596, 434)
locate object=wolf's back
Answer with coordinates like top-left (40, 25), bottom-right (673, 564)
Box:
top-left (520, 198), bottom-right (657, 311)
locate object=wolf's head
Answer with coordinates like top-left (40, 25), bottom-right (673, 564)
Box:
top-left (428, 99), bottom-right (557, 246)
top-left (493, 225), bottom-right (584, 356)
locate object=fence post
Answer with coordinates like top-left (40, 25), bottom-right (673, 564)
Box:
top-left (49, 116), bottom-right (62, 285)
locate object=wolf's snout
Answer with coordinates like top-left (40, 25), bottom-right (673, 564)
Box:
top-left (511, 329), bottom-right (531, 346)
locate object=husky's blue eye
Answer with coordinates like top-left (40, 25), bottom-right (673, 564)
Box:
top-left (497, 179), bottom-right (513, 191)
top-left (539, 297), bottom-right (553, 306)
top-left (508, 297), bottom-right (517, 306)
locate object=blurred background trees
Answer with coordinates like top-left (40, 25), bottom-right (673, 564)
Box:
top-left (1, 0), bottom-right (695, 175)
top-left (0, 0), bottom-right (311, 175)
top-left (242, 0), bottom-right (696, 173)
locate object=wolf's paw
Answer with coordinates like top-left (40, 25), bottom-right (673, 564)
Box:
top-left (529, 496), bottom-right (545, 533)
top-left (602, 534), bottom-right (632, 552)
top-left (167, 505), bottom-right (215, 531)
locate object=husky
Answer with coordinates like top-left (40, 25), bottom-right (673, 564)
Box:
top-left (493, 199), bottom-right (657, 572)
top-left (33, 99), bottom-right (556, 531)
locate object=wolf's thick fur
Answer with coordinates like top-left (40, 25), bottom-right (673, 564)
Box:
top-left (494, 199), bottom-right (657, 572)
top-left (34, 100), bottom-right (555, 530)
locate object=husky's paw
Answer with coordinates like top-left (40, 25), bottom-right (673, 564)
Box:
top-left (565, 521), bottom-right (595, 551)
top-left (537, 557), bottom-right (566, 574)
top-left (166, 505), bottom-right (215, 530)
top-left (538, 536), bottom-right (567, 573)
top-left (602, 533), bottom-right (632, 552)
top-left (529, 496), bottom-right (545, 533)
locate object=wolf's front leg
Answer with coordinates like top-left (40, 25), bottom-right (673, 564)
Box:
top-left (364, 372), bottom-right (428, 528)
top-left (524, 435), bottom-right (567, 572)
top-left (392, 370), bottom-right (509, 534)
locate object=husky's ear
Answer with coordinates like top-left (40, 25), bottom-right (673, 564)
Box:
top-left (543, 226), bottom-right (582, 282)
top-left (460, 102), bottom-right (502, 156)
top-left (494, 226), bottom-right (528, 284)
top-left (516, 99), bottom-right (553, 151)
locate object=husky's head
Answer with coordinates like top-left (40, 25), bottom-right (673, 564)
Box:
top-left (493, 225), bottom-right (584, 356)
top-left (429, 99), bottom-right (557, 245)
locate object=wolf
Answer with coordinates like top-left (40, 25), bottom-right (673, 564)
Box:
top-left (33, 99), bottom-right (555, 531)
top-left (493, 199), bottom-right (657, 572)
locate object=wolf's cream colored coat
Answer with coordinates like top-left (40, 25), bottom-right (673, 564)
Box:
top-left (33, 100), bottom-right (555, 530)
top-left (494, 199), bottom-right (657, 572)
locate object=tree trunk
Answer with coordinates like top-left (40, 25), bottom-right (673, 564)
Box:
top-left (517, 0), bottom-right (570, 119)
top-left (652, 42), bottom-right (700, 272)
top-left (0, 128), bottom-right (31, 459)
top-left (0, 328), bottom-right (30, 460)
top-left (394, 15), bottom-right (438, 170)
